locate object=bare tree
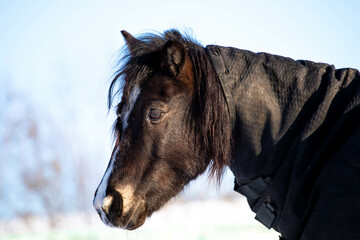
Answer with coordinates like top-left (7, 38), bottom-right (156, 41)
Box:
top-left (0, 85), bottom-right (83, 228)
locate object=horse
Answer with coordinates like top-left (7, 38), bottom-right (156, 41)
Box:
top-left (93, 29), bottom-right (360, 239)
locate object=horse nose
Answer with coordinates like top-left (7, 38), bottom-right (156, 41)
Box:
top-left (102, 191), bottom-right (123, 218)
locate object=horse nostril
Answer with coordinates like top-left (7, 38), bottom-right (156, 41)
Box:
top-left (101, 195), bottom-right (113, 214)
top-left (102, 191), bottom-right (123, 218)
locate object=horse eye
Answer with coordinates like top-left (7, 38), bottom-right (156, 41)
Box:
top-left (149, 109), bottom-right (164, 120)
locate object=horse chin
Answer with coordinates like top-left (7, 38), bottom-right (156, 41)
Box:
top-left (104, 200), bottom-right (147, 231)
top-left (124, 201), bottom-right (147, 230)
top-left (123, 216), bottom-right (146, 231)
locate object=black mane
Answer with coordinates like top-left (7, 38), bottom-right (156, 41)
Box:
top-left (108, 29), bottom-right (232, 181)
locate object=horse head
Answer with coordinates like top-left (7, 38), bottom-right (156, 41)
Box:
top-left (93, 30), bottom-right (231, 230)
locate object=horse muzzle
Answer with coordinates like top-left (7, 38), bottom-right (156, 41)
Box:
top-left (93, 190), bottom-right (147, 230)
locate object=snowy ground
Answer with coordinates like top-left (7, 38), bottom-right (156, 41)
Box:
top-left (0, 198), bottom-right (279, 240)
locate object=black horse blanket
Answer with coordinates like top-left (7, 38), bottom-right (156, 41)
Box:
top-left (206, 45), bottom-right (360, 240)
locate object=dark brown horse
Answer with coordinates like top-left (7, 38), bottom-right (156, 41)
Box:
top-left (94, 29), bottom-right (360, 239)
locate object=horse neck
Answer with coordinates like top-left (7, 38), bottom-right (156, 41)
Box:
top-left (224, 48), bottom-right (326, 182)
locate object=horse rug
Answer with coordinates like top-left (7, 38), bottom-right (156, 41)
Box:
top-left (206, 45), bottom-right (360, 240)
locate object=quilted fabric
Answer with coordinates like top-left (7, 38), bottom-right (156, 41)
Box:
top-left (206, 45), bottom-right (360, 240)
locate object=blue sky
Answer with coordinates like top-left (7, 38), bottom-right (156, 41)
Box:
top-left (1, 0), bottom-right (360, 216)
top-left (2, 1), bottom-right (360, 72)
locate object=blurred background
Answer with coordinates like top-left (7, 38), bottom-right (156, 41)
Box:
top-left (0, 0), bottom-right (359, 239)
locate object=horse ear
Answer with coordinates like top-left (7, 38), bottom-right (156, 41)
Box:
top-left (161, 40), bottom-right (194, 91)
top-left (121, 30), bottom-right (144, 55)
top-left (161, 40), bottom-right (186, 77)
